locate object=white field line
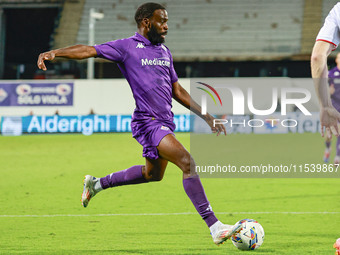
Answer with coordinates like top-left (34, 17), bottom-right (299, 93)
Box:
top-left (0, 212), bottom-right (339, 218)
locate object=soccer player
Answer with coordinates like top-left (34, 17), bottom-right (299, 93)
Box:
top-left (37, 3), bottom-right (241, 245)
top-left (311, 3), bottom-right (340, 137)
top-left (323, 52), bottom-right (340, 164)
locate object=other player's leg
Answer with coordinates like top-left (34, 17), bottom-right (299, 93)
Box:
top-left (156, 134), bottom-right (242, 245)
top-left (335, 136), bottom-right (340, 164)
top-left (324, 136), bottom-right (331, 163)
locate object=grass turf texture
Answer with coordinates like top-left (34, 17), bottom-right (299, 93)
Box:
top-left (0, 133), bottom-right (339, 254)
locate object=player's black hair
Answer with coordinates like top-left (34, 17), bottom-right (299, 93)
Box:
top-left (135, 2), bottom-right (166, 27)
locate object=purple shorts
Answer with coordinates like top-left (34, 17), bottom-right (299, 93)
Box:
top-left (131, 118), bottom-right (176, 160)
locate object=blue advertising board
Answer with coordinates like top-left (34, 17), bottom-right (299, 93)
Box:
top-left (1, 114), bottom-right (190, 135)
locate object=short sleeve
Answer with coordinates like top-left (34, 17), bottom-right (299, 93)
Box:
top-left (169, 53), bottom-right (178, 84)
top-left (94, 39), bottom-right (129, 63)
top-left (316, 4), bottom-right (340, 49)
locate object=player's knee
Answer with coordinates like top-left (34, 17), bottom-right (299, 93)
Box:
top-left (144, 174), bottom-right (163, 182)
top-left (311, 54), bottom-right (318, 64)
top-left (311, 52), bottom-right (325, 64)
top-left (150, 175), bottom-right (163, 182)
top-left (142, 167), bottom-right (164, 182)
top-left (179, 154), bottom-right (192, 174)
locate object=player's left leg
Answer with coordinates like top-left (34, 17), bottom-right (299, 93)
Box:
top-left (82, 165), bottom-right (147, 207)
top-left (81, 157), bottom-right (169, 207)
top-left (157, 134), bottom-right (241, 245)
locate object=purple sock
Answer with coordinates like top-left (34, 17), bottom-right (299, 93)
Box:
top-left (337, 138), bottom-right (340, 156)
top-left (183, 176), bottom-right (218, 227)
top-left (326, 141), bottom-right (331, 149)
top-left (100, 165), bottom-right (147, 189)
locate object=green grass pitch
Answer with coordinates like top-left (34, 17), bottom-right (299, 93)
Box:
top-left (1, 133), bottom-right (340, 254)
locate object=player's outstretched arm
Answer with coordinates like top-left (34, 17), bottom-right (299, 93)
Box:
top-left (311, 40), bottom-right (340, 137)
top-left (172, 81), bottom-right (226, 136)
top-left (37, 45), bottom-right (97, 71)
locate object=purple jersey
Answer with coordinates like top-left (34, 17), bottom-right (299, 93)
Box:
top-left (94, 32), bottom-right (178, 122)
top-left (329, 66), bottom-right (340, 111)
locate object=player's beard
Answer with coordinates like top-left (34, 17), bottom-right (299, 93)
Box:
top-left (147, 24), bottom-right (165, 44)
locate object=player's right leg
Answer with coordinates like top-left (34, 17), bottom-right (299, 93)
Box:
top-left (81, 159), bottom-right (168, 207)
top-left (156, 134), bottom-right (242, 245)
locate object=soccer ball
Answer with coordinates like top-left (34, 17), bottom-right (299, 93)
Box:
top-left (231, 219), bottom-right (265, 250)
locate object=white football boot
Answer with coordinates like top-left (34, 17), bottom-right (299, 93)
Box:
top-left (212, 222), bottom-right (243, 245)
top-left (334, 156), bottom-right (340, 166)
top-left (324, 148), bottom-right (331, 163)
top-left (81, 175), bottom-right (98, 208)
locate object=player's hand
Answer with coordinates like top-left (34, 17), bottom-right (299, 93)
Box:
top-left (320, 106), bottom-right (340, 138)
top-left (37, 51), bottom-right (55, 71)
top-left (205, 115), bottom-right (226, 136)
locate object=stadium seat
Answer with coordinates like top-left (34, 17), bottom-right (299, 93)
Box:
top-left (75, 0), bottom-right (304, 60)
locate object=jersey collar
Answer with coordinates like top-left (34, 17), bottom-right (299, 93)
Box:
top-left (135, 32), bottom-right (161, 46)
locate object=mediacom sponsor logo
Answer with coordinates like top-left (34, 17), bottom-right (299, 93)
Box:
top-left (141, 58), bottom-right (170, 67)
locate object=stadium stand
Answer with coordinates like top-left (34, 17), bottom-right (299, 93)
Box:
top-left (0, 0), bottom-right (63, 3)
top-left (1, 0), bottom-right (338, 78)
top-left (53, 0), bottom-right (85, 49)
top-left (322, 0), bottom-right (339, 20)
top-left (316, 0), bottom-right (339, 56)
top-left (300, 0), bottom-right (323, 55)
top-left (73, 0), bottom-right (305, 61)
